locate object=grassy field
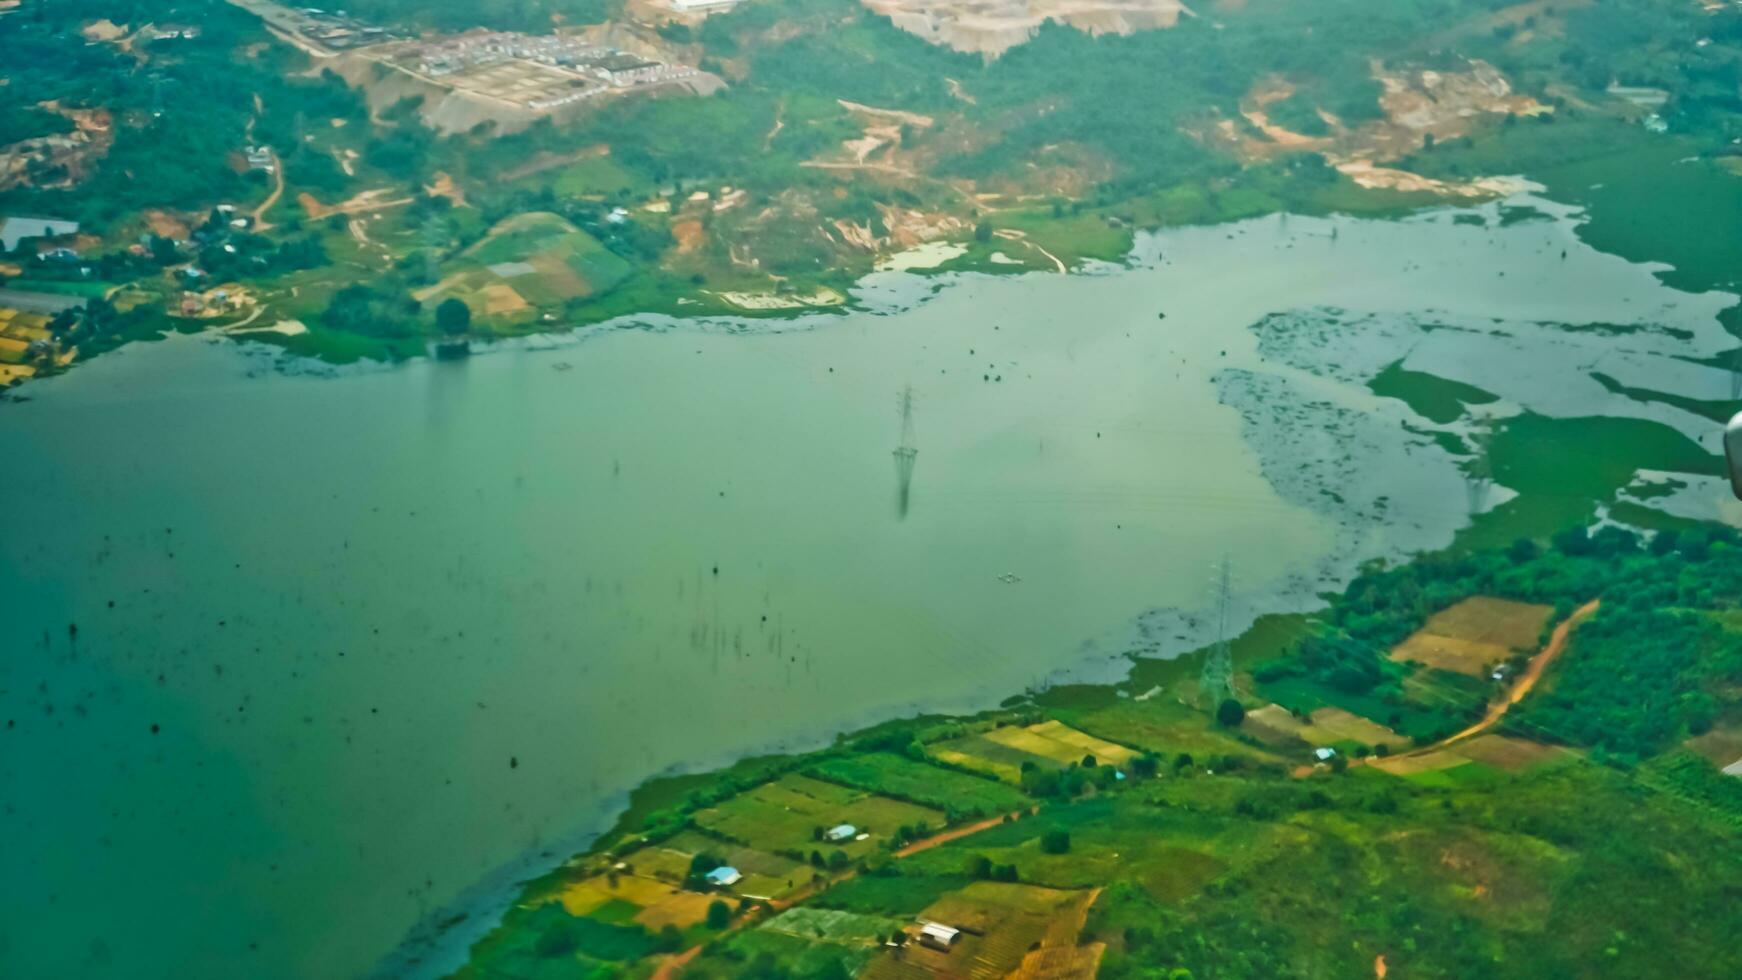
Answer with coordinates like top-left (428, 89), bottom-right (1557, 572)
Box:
top-left (806, 752), bottom-right (1030, 818)
top-left (419, 211), bottom-right (632, 325)
top-left (694, 773), bottom-right (944, 859)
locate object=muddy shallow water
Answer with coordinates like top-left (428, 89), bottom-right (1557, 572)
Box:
top-left (0, 200), bottom-right (1733, 979)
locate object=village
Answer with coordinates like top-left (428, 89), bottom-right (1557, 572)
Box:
top-left (381, 30), bottom-right (709, 111)
top-left (224, 0), bottom-right (719, 117)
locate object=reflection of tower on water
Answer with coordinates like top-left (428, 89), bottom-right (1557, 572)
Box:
top-left (894, 384), bottom-right (918, 519)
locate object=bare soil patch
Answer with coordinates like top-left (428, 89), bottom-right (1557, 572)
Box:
top-left (1391, 596), bottom-right (1553, 677)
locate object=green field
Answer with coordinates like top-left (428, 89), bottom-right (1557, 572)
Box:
top-left (694, 773), bottom-right (944, 859)
top-left (806, 753), bottom-right (1029, 819)
top-left (423, 212), bottom-right (633, 324)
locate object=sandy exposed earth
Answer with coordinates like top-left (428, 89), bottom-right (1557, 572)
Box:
top-left (1222, 59), bottom-right (1550, 197)
top-left (861, 0), bottom-right (1191, 56)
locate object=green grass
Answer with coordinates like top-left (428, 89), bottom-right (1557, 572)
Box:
top-left (694, 774), bottom-right (943, 858)
top-left (810, 873), bottom-right (974, 917)
top-left (806, 753), bottom-right (1029, 819)
top-left (548, 156), bottom-right (647, 199)
top-left (1459, 412), bottom-right (1724, 549)
top-left (1369, 360), bottom-right (1499, 424)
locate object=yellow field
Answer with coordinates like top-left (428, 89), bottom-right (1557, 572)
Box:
top-left (1241, 703), bottom-right (1310, 746)
top-left (550, 871), bottom-right (715, 929)
top-left (982, 721), bottom-right (1138, 767)
top-left (930, 745), bottom-right (1022, 783)
top-left (554, 872), bottom-right (672, 914)
top-left (1307, 707), bottom-right (1410, 749)
top-left (1243, 703), bottom-right (1406, 750)
top-left (633, 890), bottom-right (715, 930)
top-left (861, 883), bottom-right (1090, 980)
top-left (1391, 597), bottom-right (1554, 677)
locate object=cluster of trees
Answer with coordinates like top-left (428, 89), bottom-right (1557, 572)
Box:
top-left (966, 854), bottom-right (1021, 882)
top-left (1018, 755), bottom-right (1123, 797)
top-left (321, 284), bottom-right (423, 338)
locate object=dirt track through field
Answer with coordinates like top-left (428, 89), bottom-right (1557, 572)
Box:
top-left (1303, 598), bottom-right (1600, 779)
top-left (1436, 598), bottom-right (1599, 749)
top-left (896, 807), bottom-right (1036, 858)
top-left (251, 148), bottom-right (284, 231)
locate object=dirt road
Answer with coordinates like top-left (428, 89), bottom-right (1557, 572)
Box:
top-left (895, 807), bottom-right (1035, 858)
top-left (251, 148), bottom-right (284, 231)
top-left (1300, 598), bottom-right (1600, 780)
top-left (1437, 598), bottom-right (1599, 749)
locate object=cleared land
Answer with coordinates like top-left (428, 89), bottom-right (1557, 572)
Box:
top-left (1391, 597), bottom-right (1555, 677)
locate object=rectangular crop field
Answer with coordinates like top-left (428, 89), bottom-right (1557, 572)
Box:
top-left (808, 753), bottom-right (1029, 816)
top-left (929, 733), bottom-right (1057, 783)
top-left (760, 907), bottom-right (901, 946)
top-left (693, 773), bottom-right (942, 858)
top-left (932, 721), bottom-right (1138, 784)
top-left (1391, 597), bottom-right (1554, 677)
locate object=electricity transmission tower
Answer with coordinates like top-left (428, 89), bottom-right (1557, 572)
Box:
top-left (893, 384), bottom-right (918, 518)
top-left (1201, 558), bottom-right (1235, 706)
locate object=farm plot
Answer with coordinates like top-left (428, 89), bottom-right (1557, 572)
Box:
top-left (930, 733), bottom-right (1054, 783)
top-left (1065, 698), bottom-right (1285, 764)
top-left (1241, 703), bottom-right (1310, 746)
top-left (1391, 596), bottom-right (1554, 677)
top-left (693, 773), bottom-right (943, 859)
top-left (1448, 734), bottom-right (1568, 772)
top-left (808, 753), bottom-right (1030, 817)
top-left (418, 211), bottom-right (632, 323)
top-left (860, 883), bottom-right (1089, 980)
top-left (760, 907), bottom-right (903, 946)
top-left (1305, 707), bottom-right (1411, 750)
top-left (1243, 704), bottom-right (1406, 751)
top-left (645, 829), bottom-right (807, 898)
top-left (931, 721), bottom-right (1138, 784)
top-left (550, 870), bottom-right (715, 931)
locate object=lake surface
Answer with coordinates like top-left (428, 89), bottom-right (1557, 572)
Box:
top-left (1, 202), bottom-right (1734, 979)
